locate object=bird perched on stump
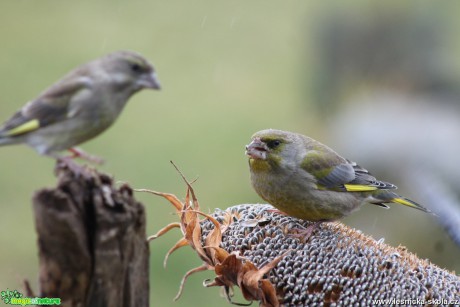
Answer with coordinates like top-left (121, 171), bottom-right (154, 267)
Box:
top-left (246, 129), bottom-right (429, 225)
top-left (0, 51), bottom-right (160, 163)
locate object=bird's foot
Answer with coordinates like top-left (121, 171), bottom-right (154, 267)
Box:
top-left (55, 156), bottom-right (91, 178)
top-left (287, 221), bottom-right (322, 243)
top-left (265, 208), bottom-right (289, 216)
top-left (55, 157), bottom-right (98, 180)
top-left (264, 208), bottom-right (322, 243)
top-left (67, 147), bottom-right (104, 165)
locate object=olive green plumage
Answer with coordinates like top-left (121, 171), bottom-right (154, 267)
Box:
top-left (0, 51), bottom-right (160, 157)
top-left (246, 129), bottom-right (429, 221)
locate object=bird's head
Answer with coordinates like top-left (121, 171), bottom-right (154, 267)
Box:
top-left (99, 51), bottom-right (161, 93)
top-left (246, 129), bottom-right (301, 170)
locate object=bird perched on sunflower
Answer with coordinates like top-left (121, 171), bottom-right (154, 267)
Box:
top-left (246, 129), bottom-right (429, 225)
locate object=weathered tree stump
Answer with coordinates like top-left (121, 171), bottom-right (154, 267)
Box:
top-left (32, 163), bottom-right (149, 307)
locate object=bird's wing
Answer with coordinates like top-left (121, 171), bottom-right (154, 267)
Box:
top-left (345, 161), bottom-right (396, 191)
top-left (301, 148), bottom-right (396, 192)
top-left (0, 77), bottom-right (90, 137)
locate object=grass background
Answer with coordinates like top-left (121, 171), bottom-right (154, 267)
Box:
top-left (0, 1), bottom-right (459, 306)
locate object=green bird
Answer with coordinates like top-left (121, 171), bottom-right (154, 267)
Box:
top-left (0, 50), bottom-right (160, 161)
top-left (246, 129), bottom-right (429, 222)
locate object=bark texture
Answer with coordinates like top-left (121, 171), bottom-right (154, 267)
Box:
top-left (32, 163), bottom-right (149, 307)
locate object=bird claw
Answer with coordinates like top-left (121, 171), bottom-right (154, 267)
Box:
top-left (287, 222), bottom-right (321, 243)
top-left (265, 208), bottom-right (289, 216)
top-left (55, 156), bottom-right (96, 180)
top-left (67, 147), bottom-right (105, 165)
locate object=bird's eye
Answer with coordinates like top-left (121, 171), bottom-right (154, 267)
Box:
top-left (130, 63), bottom-right (143, 73)
top-left (267, 140), bottom-right (281, 149)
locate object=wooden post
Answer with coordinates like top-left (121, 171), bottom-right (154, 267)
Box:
top-left (32, 163), bottom-right (149, 307)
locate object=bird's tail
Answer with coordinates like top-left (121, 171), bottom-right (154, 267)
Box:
top-left (370, 190), bottom-right (431, 213)
top-left (392, 197), bottom-right (431, 213)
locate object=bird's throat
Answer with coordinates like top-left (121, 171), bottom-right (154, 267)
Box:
top-left (249, 158), bottom-right (272, 172)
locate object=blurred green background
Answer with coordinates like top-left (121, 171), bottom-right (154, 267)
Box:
top-left (1, 1), bottom-right (459, 306)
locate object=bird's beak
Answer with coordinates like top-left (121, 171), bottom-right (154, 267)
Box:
top-left (245, 137), bottom-right (268, 160)
top-left (138, 71), bottom-right (161, 90)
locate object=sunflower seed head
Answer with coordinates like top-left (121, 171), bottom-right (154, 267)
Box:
top-left (199, 204), bottom-right (460, 306)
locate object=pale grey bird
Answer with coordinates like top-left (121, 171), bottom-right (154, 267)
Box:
top-left (0, 50), bottom-right (160, 162)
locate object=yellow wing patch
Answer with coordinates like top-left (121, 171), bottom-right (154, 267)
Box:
top-left (344, 184), bottom-right (378, 192)
top-left (5, 119), bottom-right (40, 136)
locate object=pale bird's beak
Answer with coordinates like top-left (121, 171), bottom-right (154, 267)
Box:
top-left (138, 71), bottom-right (161, 90)
top-left (245, 137), bottom-right (269, 160)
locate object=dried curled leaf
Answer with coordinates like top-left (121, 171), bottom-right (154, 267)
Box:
top-left (139, 178), bottom-right (284, 306)
top-left (207, 251), bottom-right (289, 307)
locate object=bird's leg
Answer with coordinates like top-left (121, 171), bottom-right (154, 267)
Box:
top-left (264, 207), bottom-right (322, 242)
top-left (55, 155), bottom-right (86, 177)
top-left (265, 208), bottom-right (289, 216)
top-left (288, 221), bottom-right (322, 243)
top-left (67, 147), bottom-right (104, 165)
top-left (50, 153), bottom-right (94, 179)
